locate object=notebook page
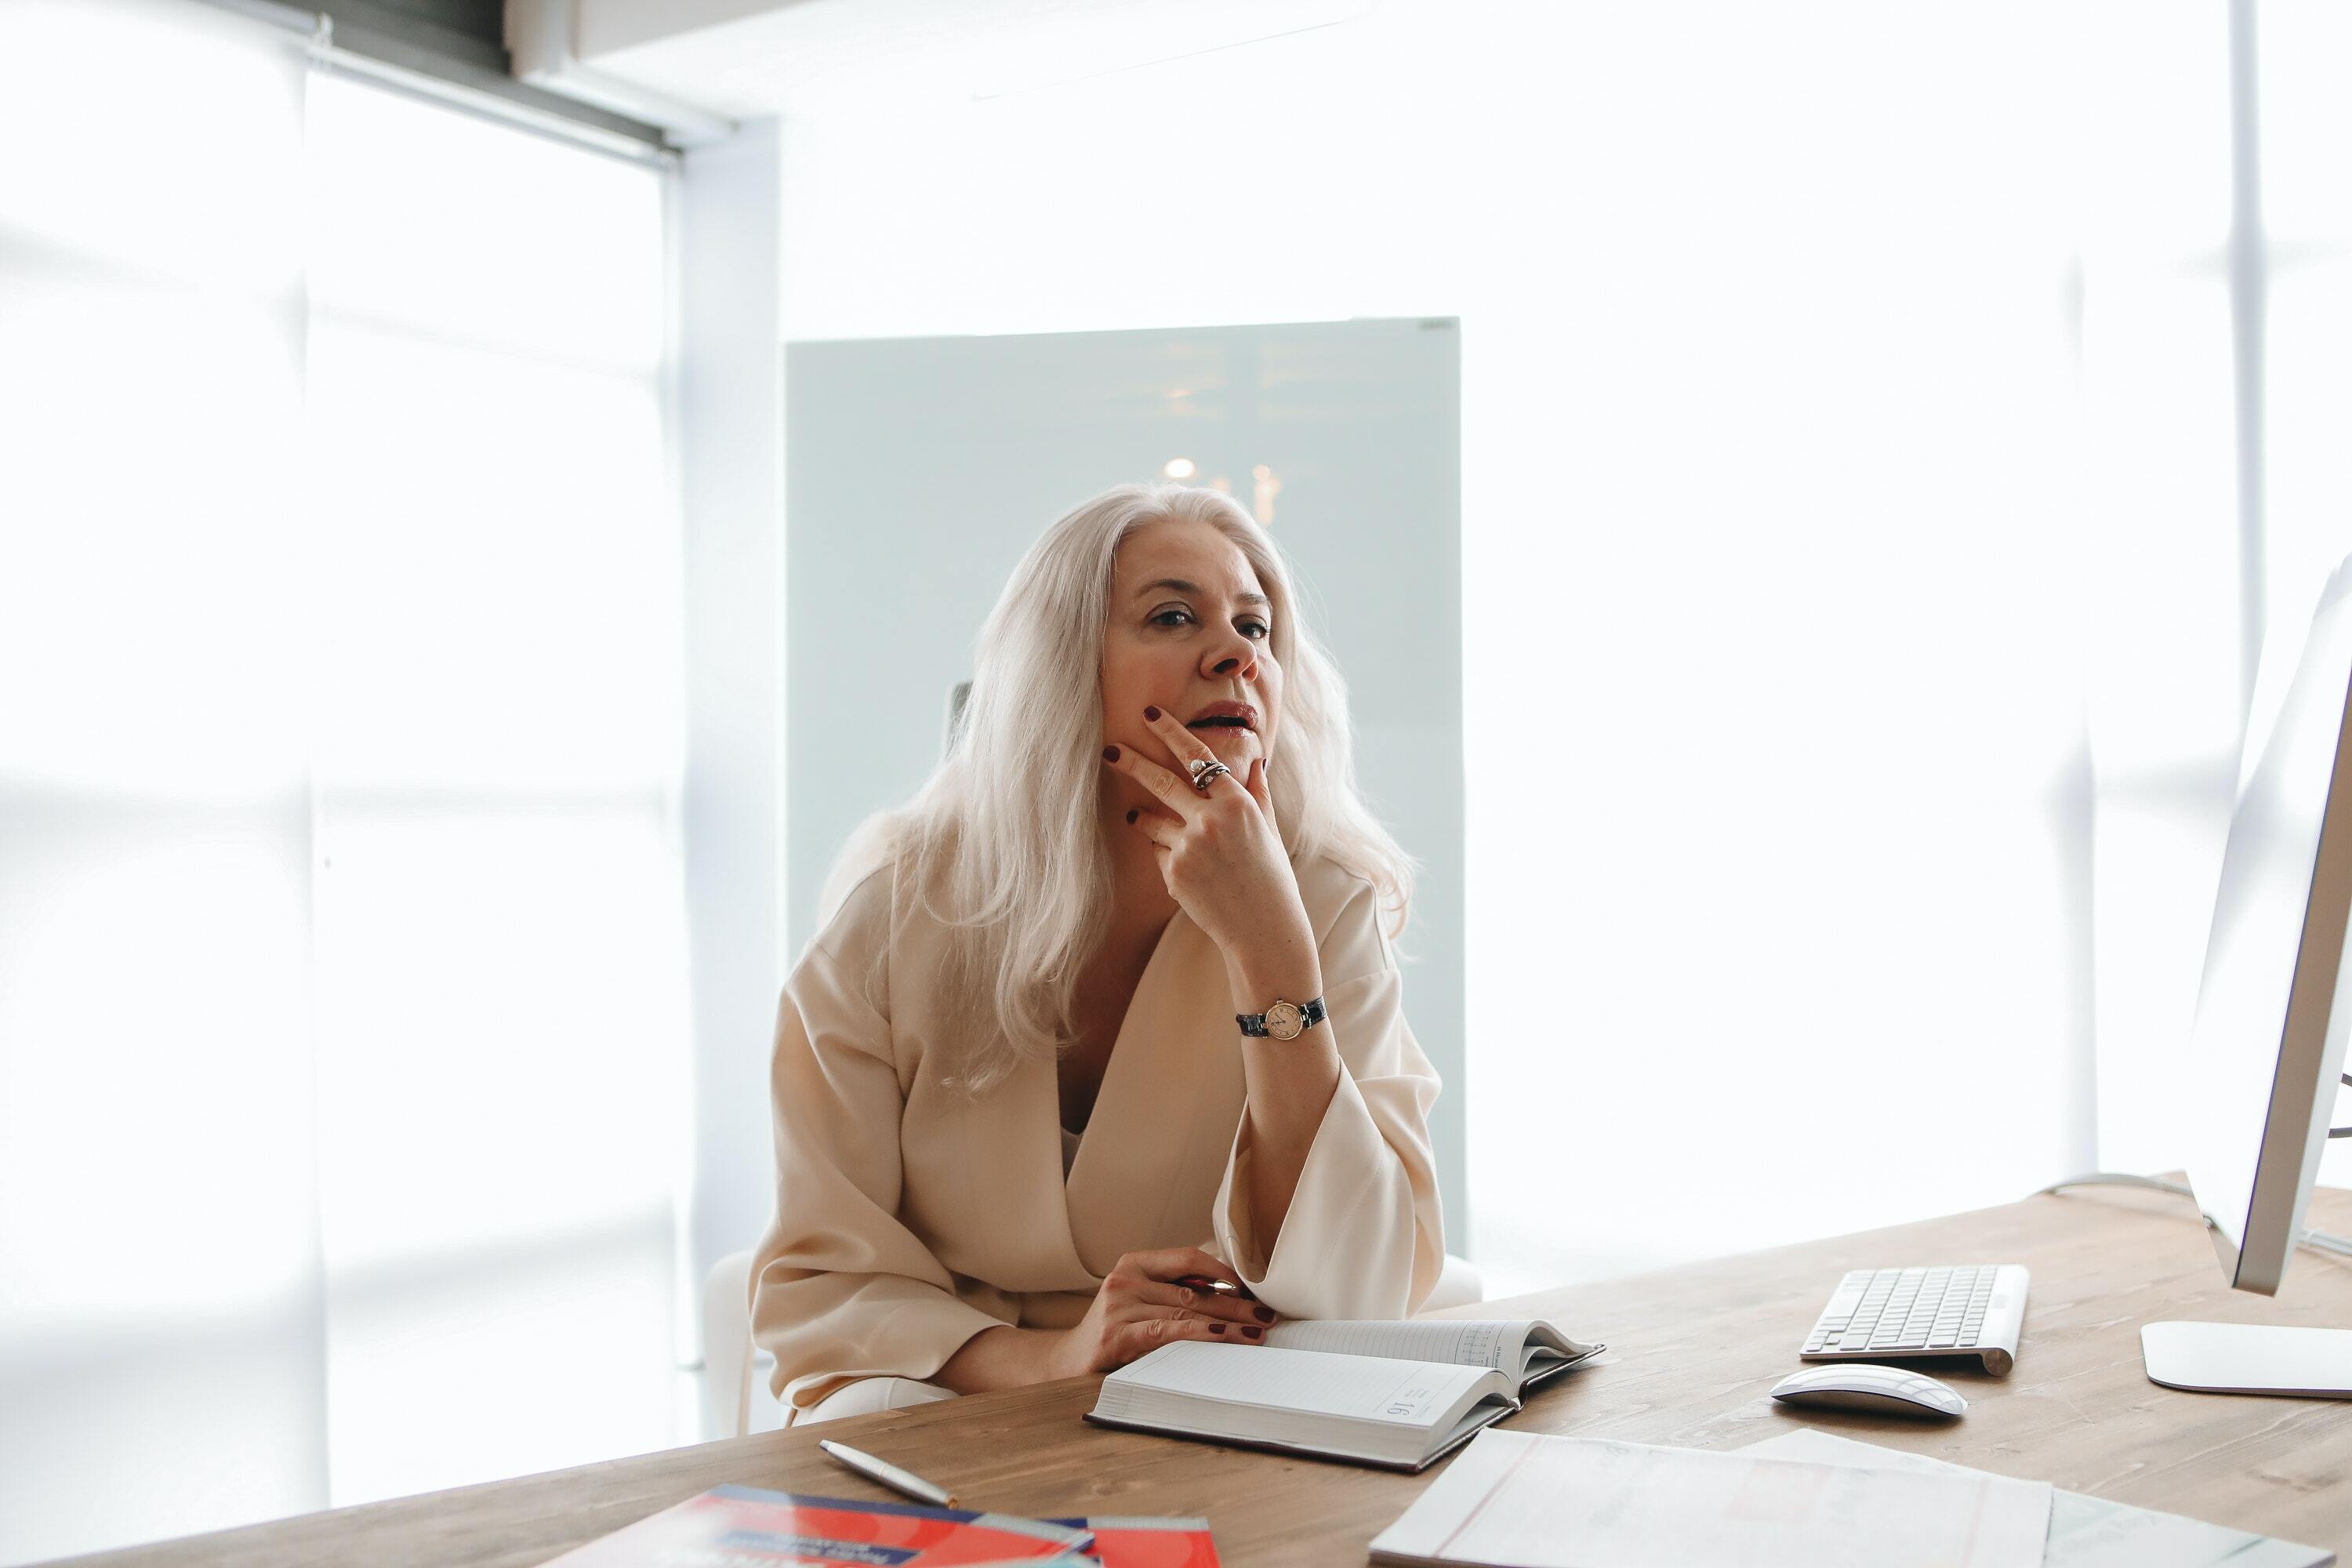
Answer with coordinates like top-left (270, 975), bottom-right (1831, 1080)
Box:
top-left (1740, 1429), bottom-right (2332, 1568)
top-left (1103, 1342), bottom-right (1497, 1426)
top-left (1370, 1429), bottom-right (2049, 1568)
top-left (1263, 1319), bottom-right (1524, 1370)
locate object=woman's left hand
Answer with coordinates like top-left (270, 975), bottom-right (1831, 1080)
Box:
top-left (1104, 707), bottom-right (1311, 961)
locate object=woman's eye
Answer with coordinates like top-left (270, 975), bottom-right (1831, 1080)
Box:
top-left (1148, 606), bottom-right (1267, 639)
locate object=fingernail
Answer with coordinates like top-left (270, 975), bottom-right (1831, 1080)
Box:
top-left (1143, 706), bottom-right (1161, 721)
top-left (1125, 808), bottom-right (1138, 824)
top-left (1242, 1326), bottom-right (1261, 1340)
top-left (1210, 1323), bottom-right (1225, 1334)
top-left (1102, 746), bottom-right (1120, 762)
top-left (1254, 1306), bottom-right (1275, 1323)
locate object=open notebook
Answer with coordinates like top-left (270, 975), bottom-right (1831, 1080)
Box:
top-left (1084, 1318), bottom-right (1602, 1472)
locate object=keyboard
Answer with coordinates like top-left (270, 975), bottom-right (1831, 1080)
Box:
top-left (1800, 1265), bottom-right (2029, 1375)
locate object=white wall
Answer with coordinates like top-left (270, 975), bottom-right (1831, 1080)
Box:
top-left (773, 2), bottom-right (2115, 1296)
top-left (2263, 5), bottom-right (2352, 1193)
top-left (677, 118), bottom-right (789, 1367)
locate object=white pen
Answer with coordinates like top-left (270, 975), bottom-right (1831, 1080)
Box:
top-left (815, 1438), bottom-right (959, 1508)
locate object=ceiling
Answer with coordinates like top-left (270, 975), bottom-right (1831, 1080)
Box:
top-left (521, 0), bottom-right (1375, 122)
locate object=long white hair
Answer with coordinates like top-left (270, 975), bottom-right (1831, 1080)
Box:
top-left (821, 482), bottom-right (1414, 1092)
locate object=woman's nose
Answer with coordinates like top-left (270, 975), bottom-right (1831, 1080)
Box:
top-left (1202, 633), bottom-right (1258, 681)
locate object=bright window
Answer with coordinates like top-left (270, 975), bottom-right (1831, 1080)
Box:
top-left (0, 7), bottom-right (687, 1561)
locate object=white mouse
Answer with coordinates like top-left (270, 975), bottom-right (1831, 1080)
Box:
top-left (1769, 1363), bottom-right (1967, 1420)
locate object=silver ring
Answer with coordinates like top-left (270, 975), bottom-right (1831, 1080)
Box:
top-left (1188, 758), bottom-right (1233, 794)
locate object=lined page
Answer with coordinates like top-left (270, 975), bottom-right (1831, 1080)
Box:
top-left (1371, 1430), bottom-right (2050, 1568)
top-left (1101, 1342), bottom-right (1497, 1426)
top-left (1265, 1319), bottom-right (1527, 1370)
top-left (1740, 1430), bottom-right (2332, 1568)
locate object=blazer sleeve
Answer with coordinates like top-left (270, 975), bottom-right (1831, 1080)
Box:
top-left (747, 877), bottom-right (1007, 1415)
top-left (1211, 869), bottom-right (1446, 1320)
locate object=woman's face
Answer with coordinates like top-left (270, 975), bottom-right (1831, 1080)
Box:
top-left (1099, 516), bottom-right (1283, 797)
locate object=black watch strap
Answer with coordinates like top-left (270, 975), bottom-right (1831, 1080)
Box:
top-left (1236, 996), bottom-right (1327, 1039)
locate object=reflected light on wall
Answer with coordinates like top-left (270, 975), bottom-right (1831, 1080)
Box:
top-left (2, 834), bottom-right (315, 1323)
top-left (0, 5), bottom-right (325, 1559)
top-left (300, 68), bottom-right (687, 1508)
top-left (1162, 456), bottom-right (1196, 478)
top-left (1251, 463), bottom-right (1280, 526)
top-left (0, 0), bottom-right (303, 292)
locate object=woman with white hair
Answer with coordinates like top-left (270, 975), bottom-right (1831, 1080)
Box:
top-left (750, 481), bottom-right (1443, 1425)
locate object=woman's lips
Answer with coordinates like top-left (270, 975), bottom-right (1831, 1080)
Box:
top-left (1185, 701), bottom-right (1260, 731)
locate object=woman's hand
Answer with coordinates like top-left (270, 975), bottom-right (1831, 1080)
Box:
top-left (1103, 707), bottom-right (1312, 964)
top-left (1101, 707), bottom-right (1335, 1258)
top-left (1049, 1247), bottom-right (1273, 1378)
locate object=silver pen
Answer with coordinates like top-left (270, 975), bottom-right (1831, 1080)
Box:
top-left (815, 1438), bottom-right (959, 1508)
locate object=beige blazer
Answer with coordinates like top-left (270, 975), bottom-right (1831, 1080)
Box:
top-left (749, 852), bottom-right (1445, 1417)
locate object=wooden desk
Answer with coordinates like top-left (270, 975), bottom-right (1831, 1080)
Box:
top-left (63, 1182), bottom-right (2352, 1566)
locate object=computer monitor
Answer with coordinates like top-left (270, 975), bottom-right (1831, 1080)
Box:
top-left (2145, 558), bottom-right (2352, 1398)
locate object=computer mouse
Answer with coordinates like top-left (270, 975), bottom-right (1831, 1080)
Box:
top-left (1769, 1363), bottom-right (1967, 1419)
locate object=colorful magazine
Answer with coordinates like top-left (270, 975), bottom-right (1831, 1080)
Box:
top-left (1053, 1515), bottom-right (1221, 1568)
top-left (539, 1484), bottom-right (1094, 1566)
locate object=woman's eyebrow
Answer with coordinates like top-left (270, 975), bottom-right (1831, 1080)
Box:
top-left (1134, 576), bottom-right (1272, 609)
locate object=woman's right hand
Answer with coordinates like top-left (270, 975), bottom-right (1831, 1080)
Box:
top-left (1050, 1247), bottom-right (1274, 1378)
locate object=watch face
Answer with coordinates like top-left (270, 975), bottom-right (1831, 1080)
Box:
top-left (1263, 1000), bottom-right (1305, 1040)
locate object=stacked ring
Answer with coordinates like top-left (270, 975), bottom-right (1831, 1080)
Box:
top-left (1187, 758), bottom-right (1233, 794)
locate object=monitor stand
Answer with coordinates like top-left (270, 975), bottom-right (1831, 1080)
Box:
top-left (2143, 1321), bottom-right (2352, 1397)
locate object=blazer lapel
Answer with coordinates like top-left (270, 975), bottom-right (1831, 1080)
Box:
top-left (1062, 911), bottom-right (1247, 1277)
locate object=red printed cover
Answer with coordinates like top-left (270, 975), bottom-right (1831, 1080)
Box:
top-left (1051, 1516), bottom-right (1221, 1568)
top-left (541, 1485), bottom-right (1094, 1566)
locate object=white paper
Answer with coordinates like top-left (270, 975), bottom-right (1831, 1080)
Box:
top-left (1262, 1318), bottom-right (1599, 1378)
top-left (1265, 1319), bottom-right (1524, 1368)
top-left (1103, 1342), bottom-right (1494, 1426)
top-left (1740, 1428), bottom-right (2333, 1568)
top-left (1370, 1428), bottom-right (2051, 1568)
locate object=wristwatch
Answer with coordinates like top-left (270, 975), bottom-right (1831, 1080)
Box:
top-left (1236, 996), bottom-right (1327, 1040)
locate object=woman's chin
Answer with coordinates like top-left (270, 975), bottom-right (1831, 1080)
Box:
top-left (1199, 729), bottom-right (1261, 772)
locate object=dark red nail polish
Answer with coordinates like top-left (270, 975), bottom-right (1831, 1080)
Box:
top-left (1254, 1305), bottom-right (1274, 1323)
top-left (1125, 808), bottom-right (1138, 824)
top-left (1209, 1323), bottom-right (1225, 1334)
top-left (1143, 706), bottom-right (1161, 721)
top-left (1102, 746), bottom-right (1120, 762)
top-left (1242, 1325), bottom-right (1261, 1340)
